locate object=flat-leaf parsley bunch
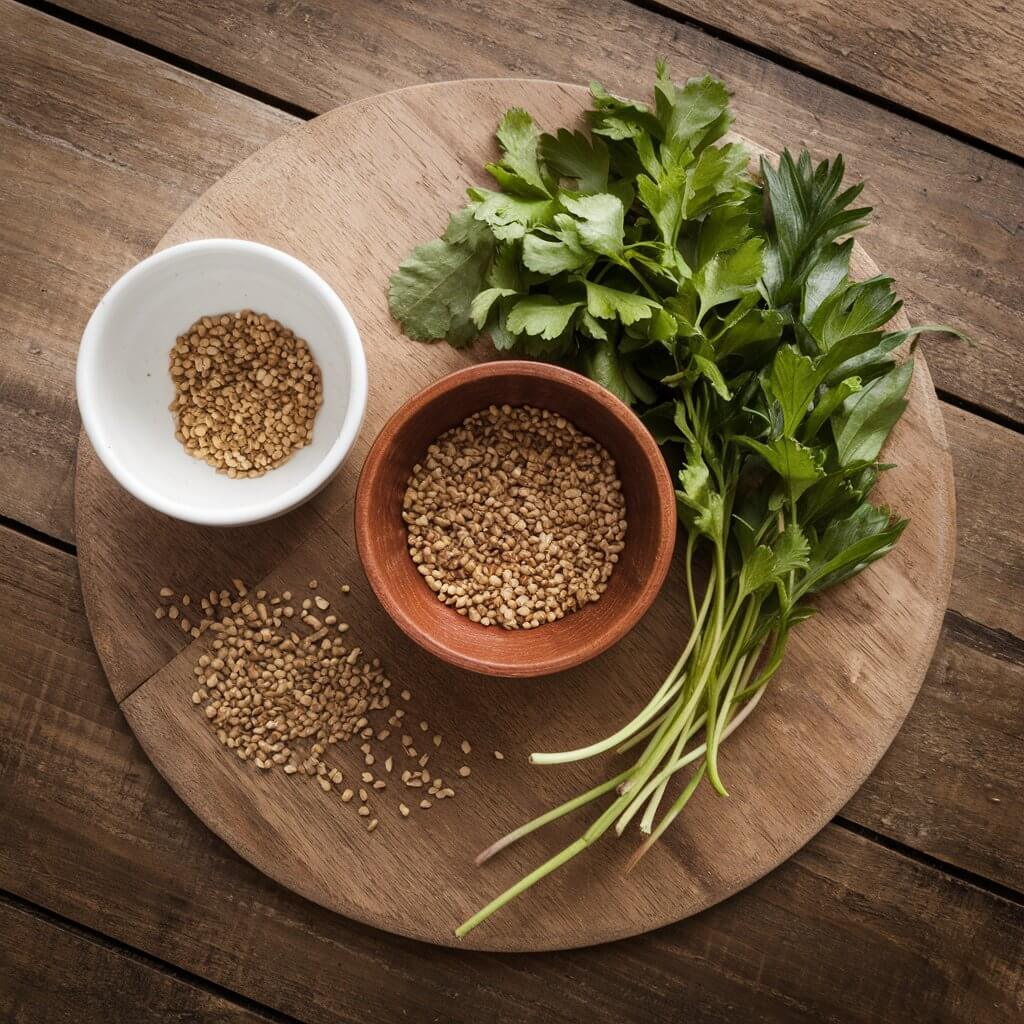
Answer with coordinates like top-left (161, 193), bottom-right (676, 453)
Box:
top-left (388, 62), bottom-right (962, 938)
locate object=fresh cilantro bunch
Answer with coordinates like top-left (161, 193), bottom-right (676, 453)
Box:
top-left (388, 63), bottom-right (962, 938)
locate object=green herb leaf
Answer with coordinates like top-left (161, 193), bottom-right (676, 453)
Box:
top-left (387, 208), bottom-right (495, 346)
top-left (693, 236), bottom-right (763, 320)
top-left (583, 337), bottom-right (633, 405)
top-left (766, 344), bottom-right (820, 436)
top-left (470, 287), bottom-right (517, 329)
top-left (540, 128), bottom-right (609, 193)
top-left (832, 358), bottom-right (913, 466)
top-left (506, 296), bottom-right (583, 340)
top-left (585, 281), bottom-right (660, 325)
top-left (490, 107), bottom-right (550, 196)
top-left (561, 193), bottom-right (625, 256)
top-left (736, 435), bottom-right (824, 501)
top-left (522, 216), bottom-right (592, 275)
top-left (799, 504), bottom-right (908, 596)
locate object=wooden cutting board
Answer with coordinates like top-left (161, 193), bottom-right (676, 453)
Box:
top-left (74, 79), bottom-right (955, 952)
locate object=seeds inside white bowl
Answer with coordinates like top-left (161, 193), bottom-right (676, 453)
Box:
top-left (169, 310), bottom-right (323, 477)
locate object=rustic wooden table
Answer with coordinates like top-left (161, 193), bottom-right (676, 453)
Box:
top-left (2, 2), bottom-right (1022, 1021)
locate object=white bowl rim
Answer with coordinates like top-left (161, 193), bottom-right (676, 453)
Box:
top-left (76, 238), bottom-right (368, 527)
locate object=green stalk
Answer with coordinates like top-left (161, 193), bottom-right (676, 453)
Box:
top-left (530, 561), bottom-right (714, 767)
top-left (703, 539), bottom-right (730, 795)
top-left (474, 767), bottom-right (633, 866)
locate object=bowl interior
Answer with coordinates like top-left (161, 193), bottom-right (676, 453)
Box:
top-left (79, 242), bottom-right (362, 524)
top-left (357, 365), bottom-right (675, 677)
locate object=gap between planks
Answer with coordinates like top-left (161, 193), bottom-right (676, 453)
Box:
top-left (622, 0), bottom-right (1024, 169)
top-left (17, 0), bottom-right (1024, 175)
top-left (0, 887), bottom-right (303, 1024)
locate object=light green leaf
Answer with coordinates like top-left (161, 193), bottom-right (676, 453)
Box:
top-left (521, 216), bottom-right (591, 275)
top-left (772, 523), bottom-right (810, 575)
top-left (506, 296), bottom-right (582, 340)
top-left (737, 435), bottom-right (824, 501)
top-left (539, 129), bottom-right (609, 193)
top-left (472, 188), bottom-right (556, 240)
top-left (684, 142), bottom-right (750, 219)
top-left (579, 310), bottom-right (609, 340)
top-left (493, 107), bottom-right (549, 195)
top-left (694, 355), bottom-right (731, 400)
top-left (470, 287), bottom-right (517, 329)
top-left (767, 345), bottom-right (820, 435)
top-left (832, 358), bottom-right (913, 466)
top-left (663, 74), bottom-right (730, 146)
top-left (561, 193), bottom-right (625, 256)
top-left (693, 236), bottom-right (764, 320)
top-left (676, 444), bottom-right (724, 540)
top-left (637, 170), bottom-right (686, 250)
top-left (585, 281), bottom-right (660, 325)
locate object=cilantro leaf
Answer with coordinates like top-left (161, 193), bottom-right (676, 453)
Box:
top-left (387, 207), bottom-right (495, 346)
top-left (693, 236), bottom-right (764, 321)
top-left (540, 129), bottom-right (609, 193)
top-left (585, 281), bottom-right (660, 325)
top-left (561, 193), bottom-right (625, 256)
top-left (522, 215), bottom-right (592, 274)
top-left (470, 287), bottom-right (517, 329)
top-left (506, 296), bottom-right (583, 340)
top-left (488, 108), bottom-right (550, 196)
top-left (471, 188), bottom-right (556, 241)
top-left (766, 344), bottom-right (820, 436)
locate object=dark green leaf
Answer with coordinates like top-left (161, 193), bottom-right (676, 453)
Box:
top-left (832, 358), bottom-right (913, 465)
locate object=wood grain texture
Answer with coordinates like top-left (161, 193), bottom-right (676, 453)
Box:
top-left (74, 80), bottom-right (952, 950)
top-left (1, 527), bottom-right (1021, 1021)
top-left (355, 361), bottom-right (676, 676)
top-left (55, 0), bottom-right (1024, 423)
top-left (658, 0), bottom-right (1024, 156)
top-left (3, 0), bottom-right (1021, 549)
top-left (0, 1), bottom-right (295, 540)
top-left (0, 898), bottom-right (268, 1024)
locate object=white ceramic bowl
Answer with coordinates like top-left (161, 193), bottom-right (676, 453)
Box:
top-left (77, 239), bottom-right (367, 526)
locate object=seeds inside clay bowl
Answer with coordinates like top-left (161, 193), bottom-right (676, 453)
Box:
top-left (354, 361), bottom-right (676, 678)
top-left (403, 403), bottom-right (628, 630)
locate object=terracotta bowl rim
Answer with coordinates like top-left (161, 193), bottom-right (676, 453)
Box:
top-left (354, 359), bottom-right (677, 678)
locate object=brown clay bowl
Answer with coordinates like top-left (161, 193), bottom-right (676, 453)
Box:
top-left (354, 361), bottom-right (676, 678)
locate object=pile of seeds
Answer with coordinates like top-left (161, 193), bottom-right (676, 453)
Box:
top-left (169, 310), bottom-right (323, 477)
top-left (404, 404), bottom-right (627, 629)
top-left (155, 578), bottom-right (503, 831)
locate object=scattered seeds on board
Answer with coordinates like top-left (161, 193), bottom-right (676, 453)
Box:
top-left (154, 576), bottom-right (503, 830)
top-left (403, 404), bottom-right (627, 629)
top-left (494, 750), bottom-right (504, 760)
top-left (169, 311), bottom-right (322, 477)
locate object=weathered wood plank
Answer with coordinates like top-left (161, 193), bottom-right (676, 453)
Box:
top-left (0, 897), bottom-right (271, 1024)
top-left (0, 525), bottom-right (1021, 1024)
top-left (0, 1), bottom-right (295, 540)
top-left (2, 1), bottom-right (1021, 546)
top-left (657, 0), bottom-right (1024, 157)
top-left (52, 0), bottom-right (1024, 423)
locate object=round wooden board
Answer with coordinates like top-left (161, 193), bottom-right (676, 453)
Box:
top-left (75, 79), bottom-right (956, 952)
